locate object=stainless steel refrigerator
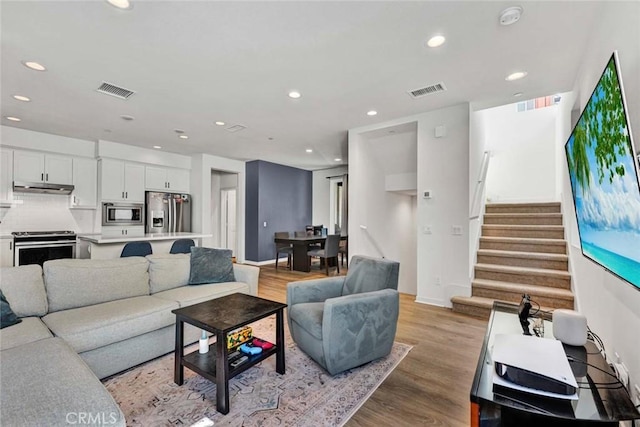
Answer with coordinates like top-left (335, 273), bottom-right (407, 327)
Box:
top-left (145, 192), bottom-right (191, 233)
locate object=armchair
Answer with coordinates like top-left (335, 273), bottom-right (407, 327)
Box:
top-left (287, 255), bottom-right (400, 375)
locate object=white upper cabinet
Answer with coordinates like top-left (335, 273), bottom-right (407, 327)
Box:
top-left (71, 157), bottom-right (97, 209)
top-left (145, 166), bottom-right (190, 193)
top-left (14, 150), bottom-right (72, 185)
top-left (0, 149), bottom-right (13, 204)
top-left (100, 159), bottom-right (145, 202)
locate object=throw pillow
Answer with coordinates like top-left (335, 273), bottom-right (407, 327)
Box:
top-left (0, 290), bottom-right (22, 329)
top-left (189, 247), bottom-right (235, 285)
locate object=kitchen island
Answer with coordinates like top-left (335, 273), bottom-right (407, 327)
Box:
top-left (77, 232), bottom-right (212, 259)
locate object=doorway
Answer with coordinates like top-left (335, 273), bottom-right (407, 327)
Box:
top-left (221, 188), bottom-right (237, 255)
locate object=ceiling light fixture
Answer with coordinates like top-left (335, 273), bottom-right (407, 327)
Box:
top-left (306, 149), bottom-right (313, 153)
top-left (106, 0), bottom-right (132, 10)
top-left (5, 116), bottom-right (21, 122)
top-left (288, 91), bottom-right (301, 99)
top-left (505, 71), bottom-right (528, 81)
top-left (334, 158), bottom-right (342, 162)
top-left (499, 6), bottom-right (523, 26)
top-left (179, 135), bottom-right (189, 139)
top-left (153, 145), bottom-right (162, 149)
top-left (426, 35), bottom-right (446, 48)
top-left (367, 110), bottom-right (378, 116)
top-left (513, 92), bottom-right (524, 97)
top-left (215, 121), bottom-right (225, 126)
top-left (22, 61), bottom-right (46, 71)
top-left (120, 114), bottom-right (135, 121)
top-left (13, 95), bottom-right (31, 102)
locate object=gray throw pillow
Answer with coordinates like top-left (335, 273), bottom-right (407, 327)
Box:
top-left (189, 247), bottom-right (236, 285)
top-left (1, 290), bottom-right (22, 329)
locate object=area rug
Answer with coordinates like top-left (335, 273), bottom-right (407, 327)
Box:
top-left (104, 319), bottom-right (411, 427)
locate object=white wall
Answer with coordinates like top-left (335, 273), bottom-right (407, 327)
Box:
top-left (469, 106), bottom-right (489, 283)
top-left (560, 0), bottom-right (640, 399)
top-left (480, 103), bottom-right (558, 203)
top-left (191, 153), bottom-right (246, 262)
top-left (312, 166), bottom-right (348, 229)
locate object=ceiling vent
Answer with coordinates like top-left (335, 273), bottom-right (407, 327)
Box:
top-left (407, 82), bottom-right (447, 99)
top-left (225, 124), bottom-right (247, 133)
top-left (96, 82), bottom-right (135, 100)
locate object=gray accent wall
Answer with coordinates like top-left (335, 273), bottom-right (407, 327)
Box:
top-left (245, 160), bottom-right (312, 262)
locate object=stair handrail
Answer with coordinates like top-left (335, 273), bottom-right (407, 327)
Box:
top-left (470, 151), bottom-right (491, 220)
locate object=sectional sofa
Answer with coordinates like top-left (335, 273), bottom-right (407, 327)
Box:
top-left (0, 254), bottom-right (259, 426)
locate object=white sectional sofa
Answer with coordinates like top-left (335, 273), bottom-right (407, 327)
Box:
top-left (0, 254), bottom-right (260, 426)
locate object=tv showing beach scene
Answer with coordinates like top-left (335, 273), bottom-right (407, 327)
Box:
top-left (565, 52), bottom-right (640, 290)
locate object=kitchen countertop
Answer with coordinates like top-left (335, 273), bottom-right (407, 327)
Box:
top-left (77, 232), bottom-right (212, 244)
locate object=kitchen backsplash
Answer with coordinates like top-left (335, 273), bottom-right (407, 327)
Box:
top-left (0, 193), bottom-right (96, 234)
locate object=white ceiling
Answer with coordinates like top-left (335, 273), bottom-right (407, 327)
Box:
top-left (1, 1), bottom-right (602, 170)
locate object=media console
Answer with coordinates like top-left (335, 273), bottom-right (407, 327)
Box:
top-left (470, 302), bottom-right (640, 426)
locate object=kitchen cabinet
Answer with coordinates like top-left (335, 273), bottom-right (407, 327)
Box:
top-left (145, 166), bottom-right (190, 193)
top-left (100, 226), bottom-right (145, 238)
top-left (0, 149), bottom-right (13, 205)
top-left (99, 159), bottom-right (145, 202)
top-left (71, 157), bottom-right (97, 209)
top-left (0, 237), bottom-right (14, 267)
top-left (14, 150), bottom-right (72, 185)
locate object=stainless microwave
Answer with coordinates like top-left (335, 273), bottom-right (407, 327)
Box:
top-left (102, 203), bottom-right (144, 226)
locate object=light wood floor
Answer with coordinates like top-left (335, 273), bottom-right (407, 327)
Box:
top-left (258, 262), bottom-right (488, 426)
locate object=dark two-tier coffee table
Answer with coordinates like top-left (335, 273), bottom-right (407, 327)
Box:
top-left (172, 293), bottom-right (287, 414)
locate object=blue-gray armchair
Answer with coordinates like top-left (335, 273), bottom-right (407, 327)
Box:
top-left (286, 255), bottom-right (400, 375)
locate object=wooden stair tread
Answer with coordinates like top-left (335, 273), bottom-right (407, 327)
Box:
top-left (475, 263), bottom-right (571, 278)
top-left (482, 224), bottom-right (564, 230)
top-left (451, 296), bottom-right (558, 314)
top-left (486, 202), bottom-right (561, 208)
top-left (472, 278), bottom-right (574, 299)
top-left (484, 213), bottom-right (562, 218)
top-left (480, 236), bottom-right (566, 245)
top-left (477, 249), bottom-right (568, 261)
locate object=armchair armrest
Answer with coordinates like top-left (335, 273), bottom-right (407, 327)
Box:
top-left (287, 277), bottom-right (345, 307)
top-left (321, 289), bottom-right (399, 375)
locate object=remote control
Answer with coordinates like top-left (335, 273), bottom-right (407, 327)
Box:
top-left (227, 350), bottom-right (241, 360)
top-left (230, 355), bottom-right (248, 368)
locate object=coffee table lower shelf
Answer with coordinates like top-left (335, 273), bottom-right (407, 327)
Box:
top-left (182, 344), bottom-right (279, 381)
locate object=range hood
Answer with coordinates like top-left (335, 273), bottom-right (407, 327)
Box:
top-left (13, 181), bottom-right (75, 195)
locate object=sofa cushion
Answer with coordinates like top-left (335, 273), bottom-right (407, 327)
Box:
top-left (0, 317), bottom-right (53, 350)
top-left (0, 264), bottom-right (48, 316)
top-left (153, 281), bottom-right (249, 307)
top-left (0, 337), bottom-right (125, 427)
top-left (0, 290), bottom-right (21, 329)
top-left (146, 253), bottom-right (191, 294)
top-left (289, 302), bottom-right (325, 340)
top-left (189, 247), bottom-right (235, 285)
top-left (44, 257), bottom-right (150, 312)
top-left (42, 295), bottom-right (178, 353)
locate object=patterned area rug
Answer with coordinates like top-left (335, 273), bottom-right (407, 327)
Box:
top-left (104, 319), bottom-right (411, 427)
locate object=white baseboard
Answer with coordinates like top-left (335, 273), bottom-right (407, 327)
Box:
top-left (414, 296), bottom-right (448, 307)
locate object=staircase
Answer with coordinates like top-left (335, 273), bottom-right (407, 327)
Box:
top-left (452, 202), bottom-right (574, 319)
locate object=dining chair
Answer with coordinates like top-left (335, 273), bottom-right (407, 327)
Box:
top-left (274, 232), bottom-right (293, 270)
top-left (294, 231), bottom-right (307, 237)
top-left (338, 238), bottom-right (348, 266)
top-left (307, 234), bottom-right (341, 275)
top-left (120, 241), bottom-right (152, 257)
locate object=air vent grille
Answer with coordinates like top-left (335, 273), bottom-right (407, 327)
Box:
top-left (226, 124), bottom-right (247, 133)
top-left (407, 82), bottom-right (447, 98)
top-left (96, 82), bottom-right (135, 100)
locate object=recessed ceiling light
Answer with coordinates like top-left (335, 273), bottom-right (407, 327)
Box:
top-left (306, 149), bottom-right (313, 153)
top-left (5, 116), bottom-right (21, 122)
top-left (179, 135), bottom-right (189, 139)
top-left (13, 95), bottom-right (31, 102)
top-left (22, 61), bottom-right (46, 71)
top-left (106, 0), bottom-right (132, 10)
top-left (513, 92), bottom-right (524, 97)
top-left (288, 91), bottom-right (301, 99)
top-left (499, 6), bottom-right (523, 26)
top-left (215, 121), bottom-right (225, 126)
top-left (153, 145), bottom-right (162, 149)
top-left (505, 71), bottom-right (527, 81)
top-left (120, 114), bottom-right (135, 121)
top-left (367, 110), bottom-right (378, 116)
top-left (334, 158), bottom-right (342, 162)
top-left (268, 137), bottom-right (274, 141)
top-left (426, 35), bottom-right (446, 48)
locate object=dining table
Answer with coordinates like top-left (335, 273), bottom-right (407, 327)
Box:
top-left (274, 235), bottom-right (347, 272)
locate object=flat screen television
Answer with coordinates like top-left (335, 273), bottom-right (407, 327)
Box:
top-left (565, 51), bottom-right (640, 290)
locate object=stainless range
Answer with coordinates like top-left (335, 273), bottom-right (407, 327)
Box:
top-left (12, 230), bottom-right (77, 267)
